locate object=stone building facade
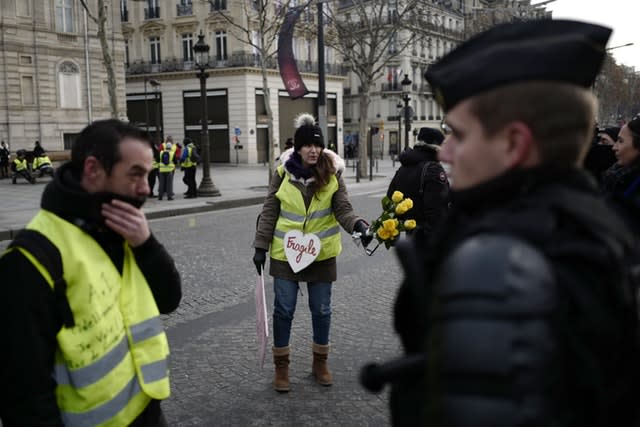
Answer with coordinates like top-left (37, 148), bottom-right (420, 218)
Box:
top-left (122, 0), bottom-right (346, 164)
top-left (0, 0), bottom-right (126, 152)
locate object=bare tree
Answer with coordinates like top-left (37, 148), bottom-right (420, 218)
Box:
top-left (595, 55), bottom-right (639, 125)
top-left (207, 0), bottom-right (295, 183)
top-left (326, 0), bottom-right (418, 176)
top-left (78, 0), bottom-right (120, 118)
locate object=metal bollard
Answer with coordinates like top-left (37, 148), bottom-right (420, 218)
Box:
top-left (375, 158), bottom-right (379, 173)
top-left (356, 160), bottom-right (360, 183)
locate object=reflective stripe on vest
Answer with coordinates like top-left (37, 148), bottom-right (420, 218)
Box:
top-left (181, 146), bottom-right (195, 168)
top-left (13, 158), bottom-right (27, 171)
top-left (270, 165), bottom-right (342, 261)
top-left (158, 150), bottom-right (175, 172)
top-left (20, 210), bottom-right (170, 427)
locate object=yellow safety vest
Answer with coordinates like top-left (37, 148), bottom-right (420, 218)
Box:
top-left (181, 146), bottom-right (195, 168)
top-left (33, 155), bottom-right (52, 170)
top-left (158, 150), bottom-right (175, 173)
top-left (13, 158), bottom-right (27, 171)
top-left (14, 210), bottom-right (170, 427)
top-left (270, 165), bottom-right (342, 262)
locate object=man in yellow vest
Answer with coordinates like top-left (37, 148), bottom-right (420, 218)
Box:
top-left (0, 119), bottom-right (182, 426)
top-left (11, 149), bottom-right (36, 184)
top-left (180, 138), bottom-right (200, 198)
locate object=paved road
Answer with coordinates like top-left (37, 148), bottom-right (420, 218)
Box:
top-left (0, 184), bottom-right (406, 426)
top-left (155, 190), bottom-right (403, 426)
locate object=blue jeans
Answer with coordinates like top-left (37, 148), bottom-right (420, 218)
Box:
top-left (272, 278), bottom-right (332, 348)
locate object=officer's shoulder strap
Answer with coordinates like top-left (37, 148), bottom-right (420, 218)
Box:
top-left (418, 161), bottom-right (447, 194)
top-left (9, 229), bottom-right (75, 328)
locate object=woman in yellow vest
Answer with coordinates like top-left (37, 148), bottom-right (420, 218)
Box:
top-left (253, 113), bottom-right (370, 392)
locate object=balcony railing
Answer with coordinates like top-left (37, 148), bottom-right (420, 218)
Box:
top-left (381, 83), bottom-right (400, 92)
top-left (176, 4), bottom-right (193, 16)
top-left (126, 54), bottom-right (349, 76)
top-left (144, 6), bottom-right (160, 19)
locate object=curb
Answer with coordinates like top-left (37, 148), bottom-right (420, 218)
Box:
top-left (0, 196), bottom-right (265, 242)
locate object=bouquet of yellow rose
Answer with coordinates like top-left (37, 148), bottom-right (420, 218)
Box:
top-left (370, 191), bottom-right (417, 249)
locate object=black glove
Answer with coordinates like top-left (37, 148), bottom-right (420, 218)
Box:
top-left (354, 220), bottom-right (373, 247)
top-left (253, 248), bottom-right (267, 275)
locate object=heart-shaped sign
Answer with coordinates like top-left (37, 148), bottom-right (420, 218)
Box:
top-left (283, 230), bottom-right (322, 273)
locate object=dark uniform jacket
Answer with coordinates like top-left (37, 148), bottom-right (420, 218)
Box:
top-left (386, 144), bottom-right (449, 242)
top-left (0, 163), bottom-right (182, 427)
top-left (392, 167), bottom-right (639, 426)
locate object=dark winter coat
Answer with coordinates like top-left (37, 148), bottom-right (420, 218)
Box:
top-left (386, 144), bottom-right (449, 242)
top-left (253, 149), bottom-right (362, 282)
top-left (0, 163), bottom-right (182, 426)
top-left (392, 167), bottom-right (639, 426)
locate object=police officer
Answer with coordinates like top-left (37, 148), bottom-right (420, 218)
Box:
top-left (390, 20), bottom-right (640, 426)
top-left (386, 127), bottom-right (449, 244)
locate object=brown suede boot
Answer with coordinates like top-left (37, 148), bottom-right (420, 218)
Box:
top-left (312, 343), bottom-right (333, 386)
top-left (273, 346), bottom-right (290, 392)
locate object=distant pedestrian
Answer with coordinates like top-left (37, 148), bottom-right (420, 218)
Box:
top-left (157, 141), bottom-right (176, 200)
top-left (32, 140), bottom-right (45, 158)
top-left (386, 127), bottom-right (449, 243)
top-left (148, 141), bottom-right (160, 197)
top-left (181, 138), bottom-right (200, 198)
top-left (0, 141), bottom-right (9, 179)
top-left (11, 149), bottom-right (36, 184)
top-left (584, 126), bottom-right (618, 183)
top-left (253, 113), bottom-right (371, 392)
top-left (0, 119), bottom-right (181, 426)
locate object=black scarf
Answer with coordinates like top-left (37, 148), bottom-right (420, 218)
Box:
top-left (284, 152), bottom-right (314, 180)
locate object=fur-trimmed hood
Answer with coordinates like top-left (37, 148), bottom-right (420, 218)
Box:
top-left (279, 148), bottom-right (345, 185)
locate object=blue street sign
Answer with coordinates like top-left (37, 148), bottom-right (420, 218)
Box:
top-left (234, 127), bottom-right (241, 136)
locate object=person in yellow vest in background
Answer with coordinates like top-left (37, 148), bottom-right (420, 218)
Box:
top-left (0, 119), bottom-right (182, 426)
top-left (252, 113), bottom-right (372, 392)
top-left (148, 141), bottom-right (160, 197)
top-left (11, 149), bottom-right (36, 184)
top-left (32, 153), bottom-right (55, 178)
top-left (157, 141), bottom-right (176, 201)
top-left (180, 138), bottom-right (200, 199)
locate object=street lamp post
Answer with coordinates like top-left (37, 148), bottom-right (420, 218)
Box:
top-left (401, 74), bottom-right (412, 150)
top-left (144, 77), bottom-right (149, 132)
top-left (148, 79), bottom-right (161, 145)
top-left (193, 30), bottom-right (220, 197)
top-left (396, 101), bottom-right (402, 154)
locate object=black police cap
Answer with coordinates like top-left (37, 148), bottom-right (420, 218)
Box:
top-left (425, 19), bottom-right (612, 112)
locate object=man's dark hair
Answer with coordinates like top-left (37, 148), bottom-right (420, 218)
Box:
top-left (71, 119), bottom-right (152, 175)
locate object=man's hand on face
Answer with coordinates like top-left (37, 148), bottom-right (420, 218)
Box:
top-left (102, 199), bottom-right (150, 247)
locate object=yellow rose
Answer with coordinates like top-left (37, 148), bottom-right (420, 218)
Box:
top-left (404, 219), bottom-right (416, 230)
top-left (391, 191), bottom-right (404, 203)
top-left (377, 227), bottom-right (392, 240)
top-left (403, 198), bottom-right (413, 209)
top-left (392, 228), bottom-right (400, 237)
top-left (382, 218), bottom-right (396, 231)
top-left (395, 204), bottom-right (408, 215)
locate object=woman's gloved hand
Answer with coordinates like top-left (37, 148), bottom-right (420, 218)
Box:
top-left (253, 248), bottom-right (267, 275)
top-left (354, 220), bottom-right (373, 247)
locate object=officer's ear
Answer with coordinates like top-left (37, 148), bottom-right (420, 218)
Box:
top-left (503, 121), bottom-right (538, 168)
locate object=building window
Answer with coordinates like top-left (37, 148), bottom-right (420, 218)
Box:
top-left (210, 0), bottom-right (226, 11)
top-left (21, 76), bottom-right (35, 105)
top-left (145, 0), bottom-right (160, 19)
top-left (215, 31), bottom-right (227, 61)
top-left (55, 0), bottom-right (74, 33)
top-left (58, 61), bottom-right (81, 109)
top-left (182, 33), bottom-right (194, 62)
top-left (19, 55), bottom-right (33, 65)
top-left (120, 0), bottom-right (129, 22)
top-left (63, 133), bottom-right (79, 150)
top-left (124, 40), bottom-right (130, 67)
top-left (150, 37), bottom-right (161, 64)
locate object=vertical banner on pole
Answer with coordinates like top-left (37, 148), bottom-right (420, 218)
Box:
top-left (278, 7), bottom-right (309, 99)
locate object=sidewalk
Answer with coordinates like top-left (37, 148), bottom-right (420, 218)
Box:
top-left (0, 158), bottom-right (398, 241)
